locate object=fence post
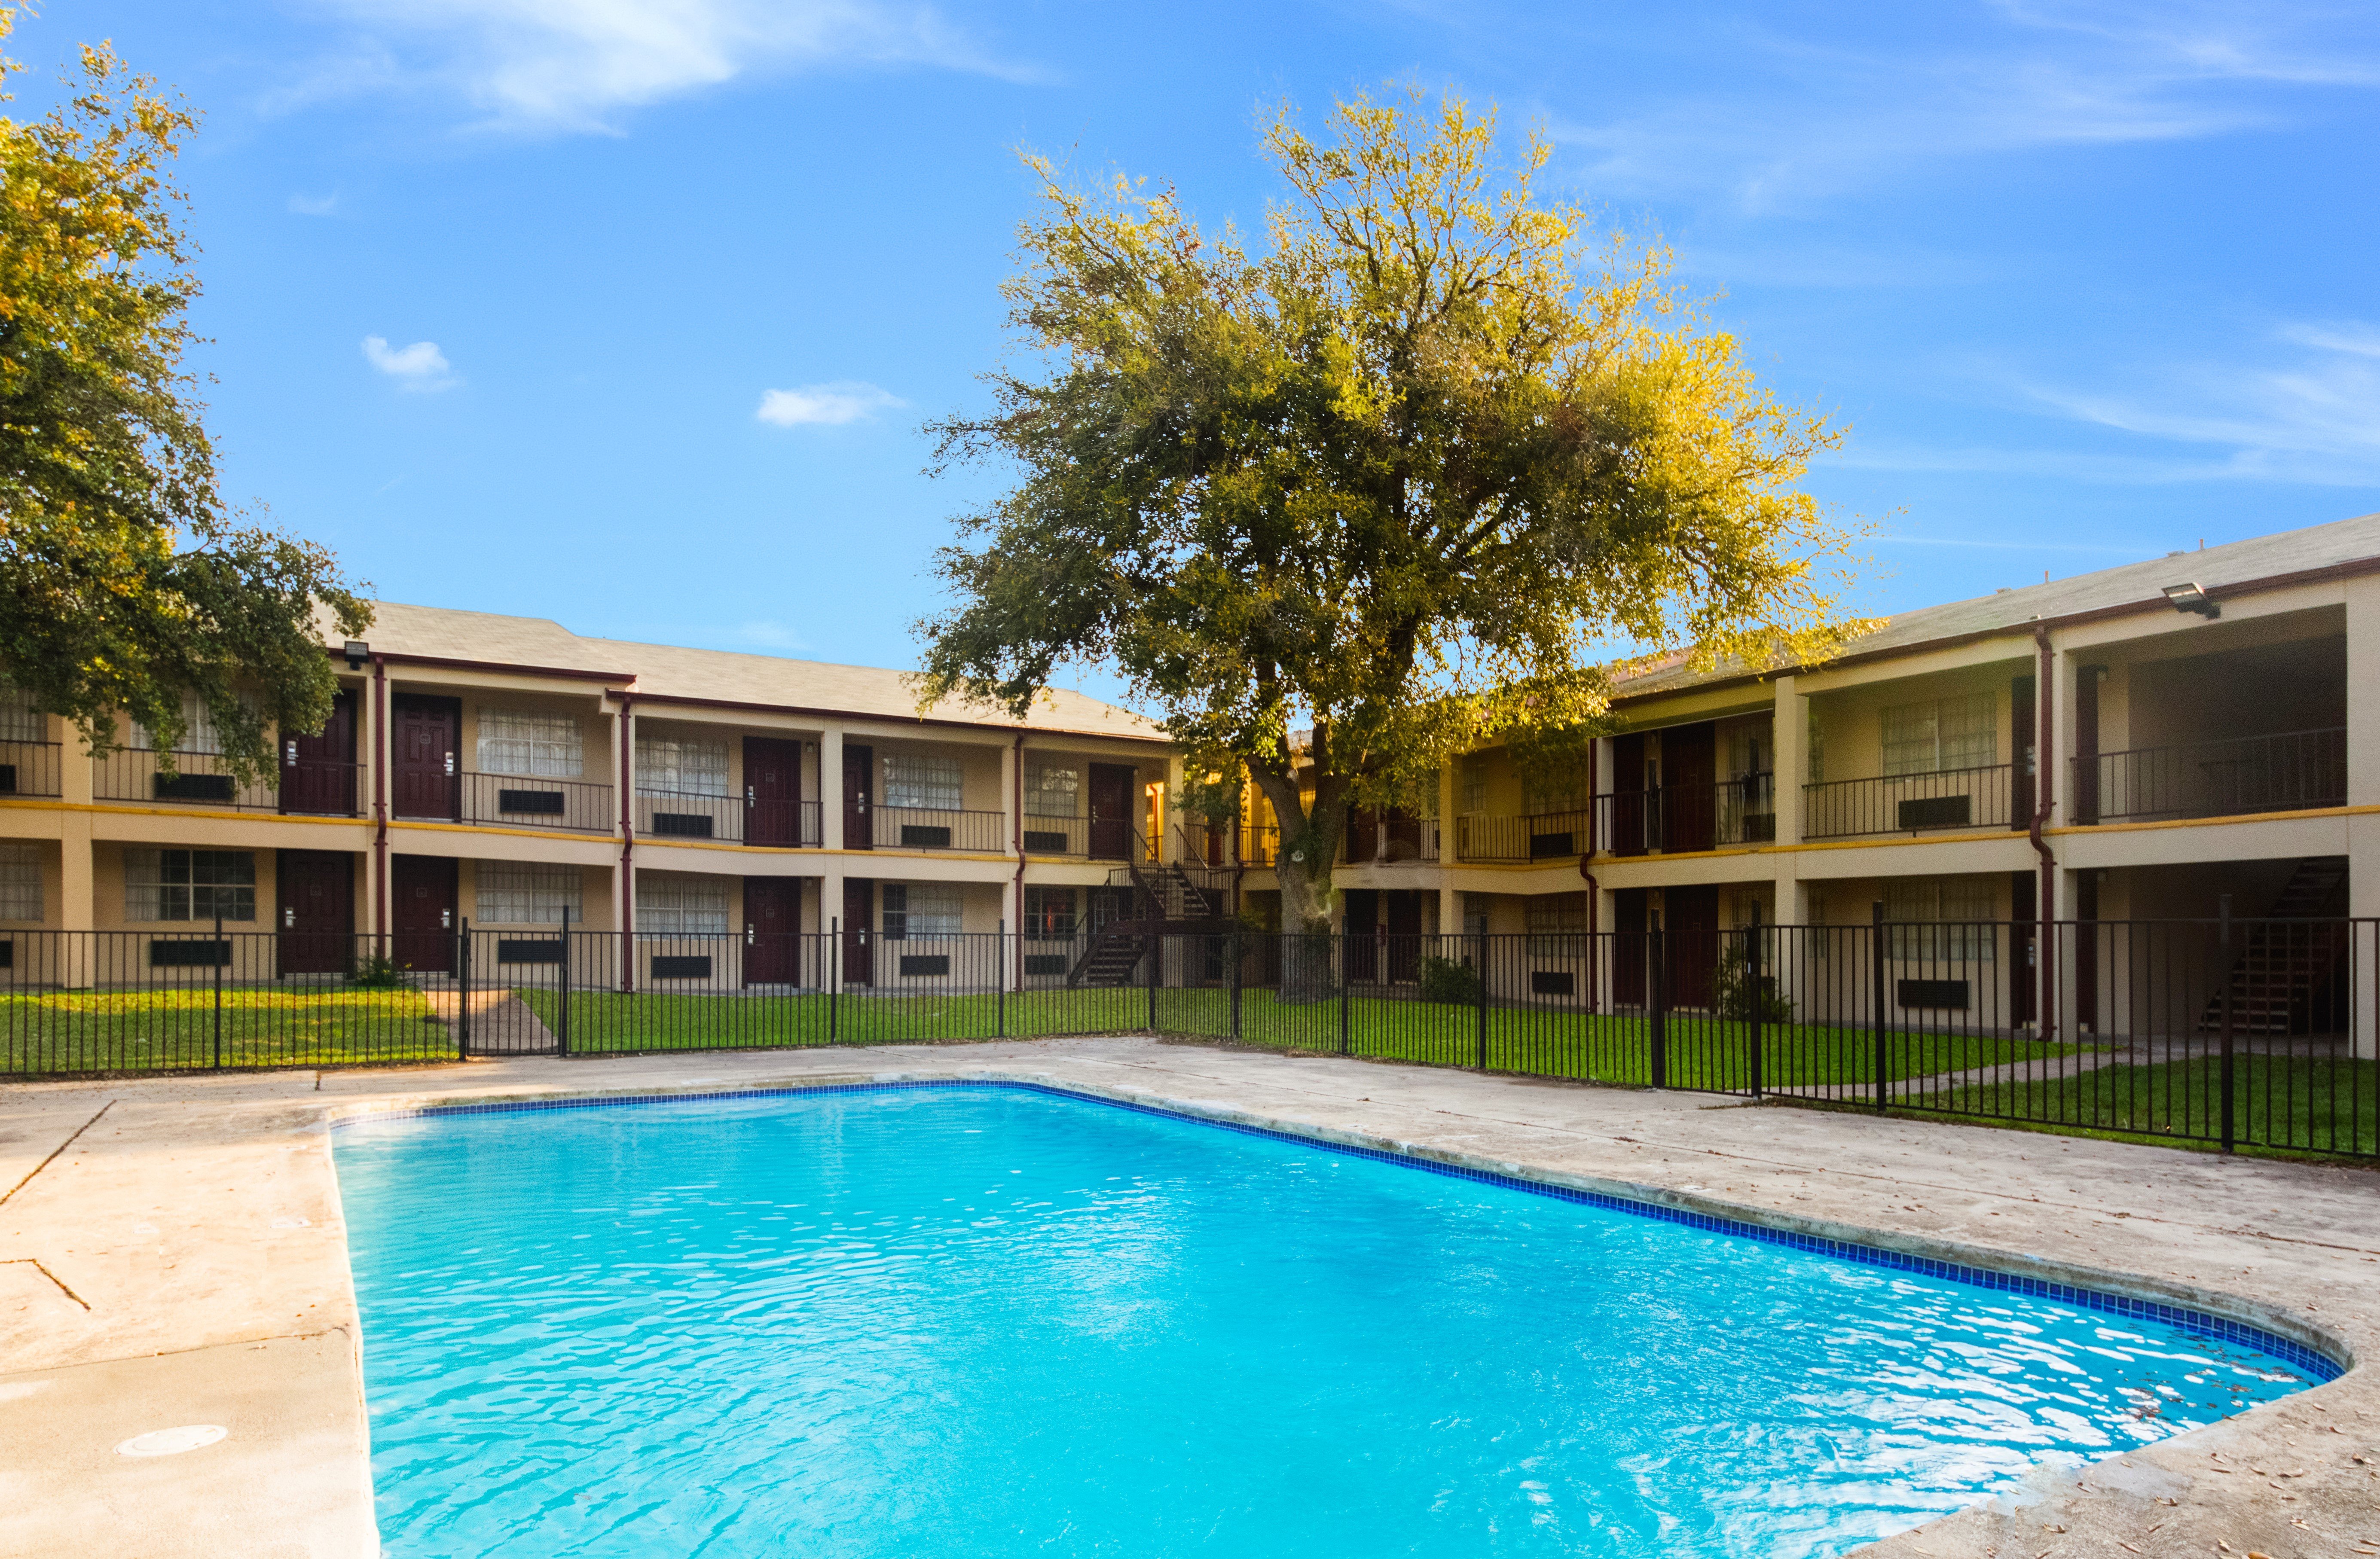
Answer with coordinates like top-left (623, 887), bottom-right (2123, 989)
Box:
top-left (1748, 917), bottom-right (1764, 1101)
top-left (1228, 927), bottom-right (1242, 1041)
top-left (997, 920), bottom-right (1006, 1040)
top-left (1871, 900), bottom-right (1888, 1113)
top-left (1146, 929), bottom-right (1160, 1034)
top-left (2219, 893), bottom-right (2236, 1153)
top-left (1475, 931), bottom-right (1488, 1071)
top-left (457, 918), bottom-right (472, 1059)
top-left (556, 907), bottom-right (571, 1058)
top-left (1338, 934), bottom-right (1351, 1056)
top-left (829, 916), bottom-right (839, 1044)
top-left (211, 910), bottom-right (224, 1071)
top-left (1649, 924), bottom-right (1667, 1089)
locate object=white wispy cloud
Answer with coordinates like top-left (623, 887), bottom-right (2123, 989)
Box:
top-left (362, 335), bottom-right (458, 391)
top-left (294, 0), bottom-right (1042, 133)
top-left (755, 381), bottom-right (903, 427)
top-left (732, 621), bottom-right (807, 650)
top-left (287, 191), bottom-right (340, 216)
top-left (1547, 3), bottom-right (2379, 214)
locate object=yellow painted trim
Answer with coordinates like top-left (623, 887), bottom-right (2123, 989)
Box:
top-left (2049, 804), bottom-right (2380, 836)
top-left (388, 821), bottom-right (620, 845)
top-left (0, 798), bottom-right (371, 830)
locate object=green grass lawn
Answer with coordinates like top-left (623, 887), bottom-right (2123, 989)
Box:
top-left (1906, 1053), bottom-right (2380, 1156)
top-left (0, 985), bottom-right (452, 1072)
top-left (519, 985), bottom-right (2084, 1093)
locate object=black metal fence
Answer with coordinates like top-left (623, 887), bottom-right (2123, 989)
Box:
top-left (2, 916), bottom-right (2372, 1159)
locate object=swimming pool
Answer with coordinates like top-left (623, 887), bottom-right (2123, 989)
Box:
top-left (336, 1083), bottom-right (2325, 1557)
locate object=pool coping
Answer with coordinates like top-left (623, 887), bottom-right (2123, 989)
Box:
top-left (329, 1068), bottom-right (2354, 1387)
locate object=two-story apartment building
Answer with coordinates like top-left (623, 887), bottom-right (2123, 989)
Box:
top-left (1198, 511), bottom-right (2380, 1046)
top-left (0, 604), bottom-right (1176, 989)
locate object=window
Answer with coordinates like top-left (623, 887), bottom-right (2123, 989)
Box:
top-left (131, 689), bottom-right (255, 754)
top-left (1461, 891), bottom-right (1492, 939)
top-left (636, 735), bottom-right (728, 797)
top-left (477, 709), bottom-right (583, 778)
top-left (637, 873), bottom-right (729, 934)
top-left (1525, 892), bottom-right (1589, 955)
top-left (1881, 693), bottom-right (1996, 777)
top-left (0, 684), bottom-right (40, 744)
top-left (123, 848), bottom-right (254, 921)
top-left (1025, 762), bottom-right (1078, 817)
top-left (475, 863), bottom-right (583, 923)
top-left (1459, 754), bottom-right (1490, 814)
top-left (0, 844), bottom-right (38, 920)
top-left (1523, 768), bottom-right (1583, 816)
top-left (882, 751), bottom-right (962, 812)
top-left (1024, 885), bottom-right (1077, 941)
top-left (882, 882), bottom-right (961, 940)
top-left (1885, 877), bottom-right (1997, 962)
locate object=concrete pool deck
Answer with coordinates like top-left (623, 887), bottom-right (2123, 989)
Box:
top-left (2, 1037), bottom-right (2375, 1559)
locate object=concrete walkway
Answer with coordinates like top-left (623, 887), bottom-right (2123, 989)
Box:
top-left (1, 1037), bottom-right (2375, 1558)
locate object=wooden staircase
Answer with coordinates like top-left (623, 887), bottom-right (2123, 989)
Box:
top-left (2199, 857), bottom-right (2350, 1035)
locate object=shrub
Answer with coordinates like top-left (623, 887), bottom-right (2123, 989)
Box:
top-left (1711, 952), bottom-right (1794, 1024)
top-left (349, 955), bottom-right (406, 989)
top-left (1419, 954), bottom-right (1482, 1006)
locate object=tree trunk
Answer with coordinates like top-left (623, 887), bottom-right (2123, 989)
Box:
top-left (1255, 770), bottom-right (1348, 1005)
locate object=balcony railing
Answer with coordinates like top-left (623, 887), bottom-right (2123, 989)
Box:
top-left (2076, 728), bottom-right (2346, 824)
top-left (95, 747), bottom-right (280, 811)
top-left (1020, 813), bottom-right (1088, 856)
top-left (1802, 764), bottom-right (2015, 841)
top-left (1454, 808), bottom-right (1590, 863)
top-left (635, 790), bottom-right (823, 847)
top-left (1340, 814), bottom-right (1441, 864)
top-left (1239, 823), bottom-right (1280, 867)
top-left (871, 805), bottom-right (1007, 853)
top-left (1592, 778), bottom-right (1777, 857)
top-left (455, 772), bottom-right (615, 833)
top-left (0, 740), bottom-right (62, 798)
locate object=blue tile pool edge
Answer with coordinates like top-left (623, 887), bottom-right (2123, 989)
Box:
top-left (330, 1074), bottom-right (2349, 1386)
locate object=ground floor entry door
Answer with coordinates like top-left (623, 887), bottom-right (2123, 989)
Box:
top-left (745, 877), bottom-right (802, 985)
top-left (1665, 884), bottom-right (1719, 1010)
top-left (391, 855), bottom-right (457, 974)
top-left (276, 851), bottom-right (354, 975)
top-left (842, 879), bottom-right (874, 985)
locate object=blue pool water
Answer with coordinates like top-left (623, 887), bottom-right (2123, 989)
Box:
top-left (336, 1085), bottom-right (2321, 1557)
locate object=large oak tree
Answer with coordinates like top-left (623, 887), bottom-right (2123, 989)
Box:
top-left (919, 92), bottom-right (1860, 967)
top-left (0, 9), bottom-right (368, 778)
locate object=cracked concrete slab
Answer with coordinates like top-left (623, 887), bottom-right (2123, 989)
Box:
top-left (2, 1036), bottom-right (2374, 1557)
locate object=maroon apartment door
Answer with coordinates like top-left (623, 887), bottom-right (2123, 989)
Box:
top-left (1665, 883), bottom-right (1719, 1009)
top-left (276, 851), bottom-right (353, 975)
top-left (391, 855), bottom-right (456, 973)
top-left (843, 744), bottom-right (873, 850)
top-left (1088, 764), bottom-right (1134, 860)
top-left (746, 737), bottom-right (804, 847)
top-left (281, 691), bottom-right (356, 816)
top-left (842, 879), bottom-right (874, 985)
top-left (745, 876), bottom-right (800, 985)
top-left (393, 696), bottom-right (460, 821)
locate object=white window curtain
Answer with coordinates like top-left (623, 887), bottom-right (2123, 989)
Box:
top-left (123, 848), bottom-right (255, 921)
top-left (475, 863), bottom-right (583, 923)
top-left (637, 873), bottom-right (729, 934)
top-left (1460, 754), bottom-right (1490, 814)
top-left (0, 684), bottom-right (41, 744)
top-left (132, 689), bottom-right (254, 754)
top-left (882, 751), bottom-right (962, 812)
top-left (1884, 877), bottom-right (1998, 962)
top-left (882, 882), bottom-right (962, 939)
top-left (1882, 693), bottom-right (1997, 776)
top-left (477, 709), bottom-right (584, 778)
top-left (0, 843), bottom-right (40, 920)
top-left (1525, 892), bottom-right (1589, 955)
top-left (636, 735), bottom-right (728, 797)
top-left (1025, 762), bottom-right (1078, 818)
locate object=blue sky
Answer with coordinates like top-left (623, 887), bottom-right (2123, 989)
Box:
top-left (25, 1), bottom-right (2380, 679)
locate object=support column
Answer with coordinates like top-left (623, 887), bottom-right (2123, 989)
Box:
top-left (818, 728), bottom-right (845, 853)
top-left (2344, 577), bottom-right (2380, 1056)
top-left (1769, 675), bottom-right (1810, 1007)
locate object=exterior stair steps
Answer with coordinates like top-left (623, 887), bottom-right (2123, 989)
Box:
top-left (2198, 856), bottom-right (2350, 1035)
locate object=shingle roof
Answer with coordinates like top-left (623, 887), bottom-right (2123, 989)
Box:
top-left (340, 601), bottom-right (1164, 741)
top-left (1613, 509), bottom-right (2380, 699)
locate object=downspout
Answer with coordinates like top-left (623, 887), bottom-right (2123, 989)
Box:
top-left (1011, 731), bottom-right (1026, 989)
top-left (2029, 624), bottom-right (2057, 1041)
top-left (618, 692), bottom-right (635, 992)
top-left (372, 654), bottom-right (388, 954)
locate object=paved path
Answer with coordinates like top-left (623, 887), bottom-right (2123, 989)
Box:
top-left (2, 1037), bottom-right (2374, 1558)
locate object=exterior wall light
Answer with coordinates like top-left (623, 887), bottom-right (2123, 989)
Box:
top-left (343, 640), bottom-right (370, 669)
top-left (2161, 583), bottom-right (2219, 619)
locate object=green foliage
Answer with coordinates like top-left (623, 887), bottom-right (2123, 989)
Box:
top-left (1417, 954), bottom-right (1482, 1006)
top-left (0, 8), bottom-right (367, 779)
top-left (918, 88), bottom-right (1864, 931)
top-left (348, 954), bottom-right (405, 990)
